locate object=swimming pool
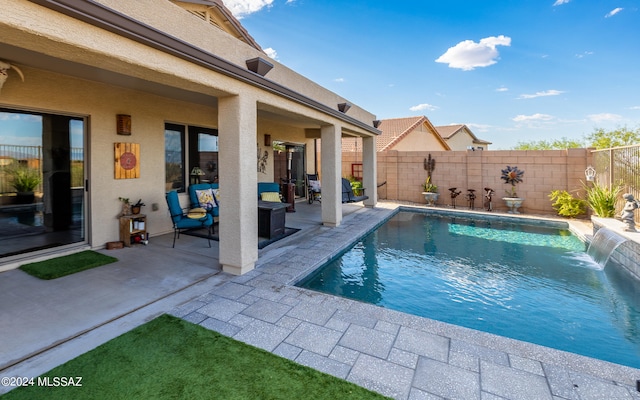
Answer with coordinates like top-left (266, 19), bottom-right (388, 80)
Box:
top-left (298, 210), bottom-right (640, 369)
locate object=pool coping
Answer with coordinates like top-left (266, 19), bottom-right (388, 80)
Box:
top-left (282, 204), bottom-right (640, 387)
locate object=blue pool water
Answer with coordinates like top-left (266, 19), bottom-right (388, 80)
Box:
top-left (298, 211), bottom-right (640, 369)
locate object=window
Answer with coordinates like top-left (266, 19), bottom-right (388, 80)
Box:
top-left (164, 123), bottom-right (218, 192)
top-left (351, 163), bottom-right (363, 181)
top-left (165, 124), bottom-right (185, 192)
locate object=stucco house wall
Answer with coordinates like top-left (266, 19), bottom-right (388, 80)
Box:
top-left (4, 66), bottom-right (220, 247)
top-left (1, 0), bottom-right (380, 272)
top-left (389, 128), bottom-right (449, 152)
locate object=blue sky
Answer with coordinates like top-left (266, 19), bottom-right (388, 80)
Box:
top-left (226, 0), bottom-right (640, 149)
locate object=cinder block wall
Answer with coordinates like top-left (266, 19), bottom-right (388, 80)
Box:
top-left (343, 149), bottom-right (593, 215)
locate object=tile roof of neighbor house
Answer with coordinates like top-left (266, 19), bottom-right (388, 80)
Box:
top-left (435, 124), bottom-right (492, 145)
top-left (341, 116), bottom-right (450, 152)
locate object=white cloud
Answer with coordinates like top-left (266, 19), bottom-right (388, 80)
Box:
top-left (409, 103), bottom-right (438, 112)
top-left (629, 106), bottom-right (640, 110)
top-left (222, 0), bottom-right (274, 18)
top-left (466, 123), bottom-right (492, 132)
top-left (587, 113), bottom-right (622, 122)
top-left (435, 35), bottom-right (511, 71)
top-left (496, 87), bottom-right (509, 92)
top-left (518, 89), bottom-right (564, 99)
top-left (263, 47), bottom-right (278, 60)
top-left (334, 78), bottom-right (345, 83)
top-left (512, 113), bottom-right (554, 122)
top-left (553, 0), bottom-right (570, 5)
top-left (575, 51), bottom-right (594, 58)
top-left (605, 8), bottom-right (623, 18)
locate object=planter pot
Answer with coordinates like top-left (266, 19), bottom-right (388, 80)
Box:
top-left (422, 192), bottom-right (439, 207)
top-left (131, 206), bottom-right (141, 215)
top-left (15, 191), bottom-right (35, 204)
top-left (502, 197), bottom-right (524, 214)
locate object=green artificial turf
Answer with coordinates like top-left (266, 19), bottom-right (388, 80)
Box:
top-left (19, 250), bottom-right (118, 280)
top-left (2, 315), bottom-right (390, 400)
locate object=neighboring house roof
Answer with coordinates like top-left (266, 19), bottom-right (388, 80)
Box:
top-left (378, 116), bottom-right (451, 151)
top-left (342, 116), bottom-right (450, 152)
top-left (435, 124), bottom-right (492, 146)
top-left (171, 0), bottom-right (263, 52)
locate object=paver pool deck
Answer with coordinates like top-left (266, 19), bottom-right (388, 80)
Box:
top-left (1, 201), bottom-right (639, 399)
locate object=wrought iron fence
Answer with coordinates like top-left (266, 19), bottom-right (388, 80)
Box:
top-left (0, 145), bottom-right (84, 194)
top-left (592, 144), bottom-right (640, 220)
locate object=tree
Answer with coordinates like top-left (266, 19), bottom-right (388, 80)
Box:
top-left (585, 126), bottom-right (640, 149)
top-left (513, 137), bottom-right (584, 150)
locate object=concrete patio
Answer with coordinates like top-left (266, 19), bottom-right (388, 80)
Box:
top-left (1, 201), bottom-right (639, 399)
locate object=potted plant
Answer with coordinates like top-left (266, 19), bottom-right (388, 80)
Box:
top-left (131, 199), bottom-right (145, 215)
top-left (500, 165), bottom-right (524, 213)
top-left (421, 177), bottom-right (439, 206)
top-left (9, 166), bottom-right (42, 204)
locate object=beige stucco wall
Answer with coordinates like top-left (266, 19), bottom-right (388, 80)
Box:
top-left (347, 149), bottom-right (593, 215)
top-left (93, 0), bottom-right (377, 126)
top-left (391, 127), bottom-right (448, 152)
top-left (444, 130), bottom-right (474, 151)
top-left (1, 0), bottom-right (380, 271)
top-left (2, 66), bottom-right (220, 247)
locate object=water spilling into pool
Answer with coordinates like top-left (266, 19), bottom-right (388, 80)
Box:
top-left (587, 227), bottom-right (627, 268)
top-left (298, 211), bottom-right (640, 369)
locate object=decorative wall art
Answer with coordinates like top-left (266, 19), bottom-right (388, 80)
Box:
top-left (257, 144), bottom-right (268, 174)
top-left (114, 142), bottom-right (140, 179)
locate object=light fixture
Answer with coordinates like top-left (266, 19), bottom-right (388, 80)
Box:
top-left (191, 166), bottom-right (205, 176)
top-left (338, 102), bottom-right (351, 113)
top-left (585, 165), bottom-right (596, 182)
top-left (116, 114), bottom-right (132, 135)
top-left (190, 166), bottom-right (205, 184)
top-left (246, 57), bottom-right (274, 76)
top-left (373, 120), bottom-right (381, 128)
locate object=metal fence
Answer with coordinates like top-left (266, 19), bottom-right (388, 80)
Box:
top-left (592, 144), bottom-right (640, 220)
top-left (0, 145), bottom-right (84, 194)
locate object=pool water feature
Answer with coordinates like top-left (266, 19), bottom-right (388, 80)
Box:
top-left (298, 211), bottom-right (640, 369)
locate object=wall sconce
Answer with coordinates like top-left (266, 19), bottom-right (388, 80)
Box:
top-left (585, 165), bottom-right (596, 182)
top-left (338, 102), bottom-right (351, 113)
top-left (264, 134), bottom-right (272, 146)
top-left (373, 120), bottom-right (381, 128)
top-left (116, 114), bottom-right (132, 135)
top-left (246, 57), bottom-right (274, 77)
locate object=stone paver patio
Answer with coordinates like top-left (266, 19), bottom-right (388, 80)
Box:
top-left (169, 204), bottom-right (640, 400)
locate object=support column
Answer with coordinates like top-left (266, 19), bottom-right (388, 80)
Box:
top-left (218, 94), bottom-right (258, 275)
top-left (362, 135), bottom-right (377, 207)
top-left (321, 124), bottom-right (342, 227)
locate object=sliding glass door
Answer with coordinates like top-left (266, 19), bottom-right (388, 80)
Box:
top-left (0, 108), bottom-right (86, 258)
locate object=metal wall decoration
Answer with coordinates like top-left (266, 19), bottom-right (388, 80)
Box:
top-left (257, 144), bottom-right (268, 174)
top-left (114, 142), bottom-right (140, 179)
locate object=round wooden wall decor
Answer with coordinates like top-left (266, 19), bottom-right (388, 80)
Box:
top-left (115, 142), bottom-right (140, 179)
